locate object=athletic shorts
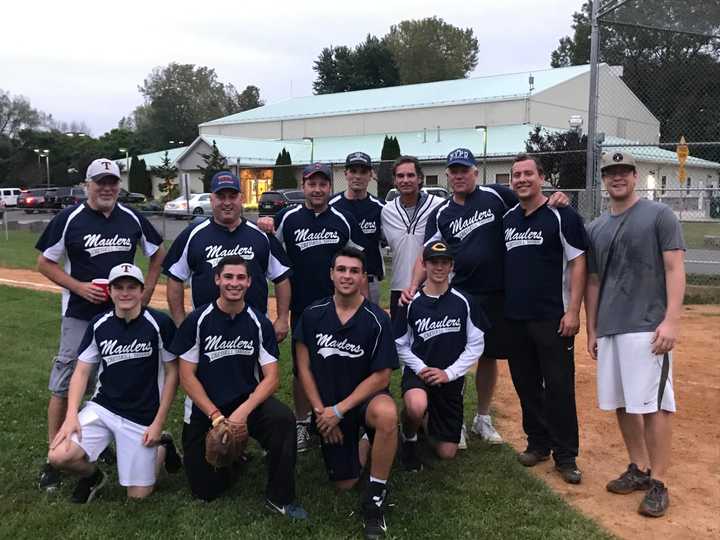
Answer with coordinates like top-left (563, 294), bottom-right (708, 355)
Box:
top-left (597, 332), bottom-right (676, 414)
top-left (401, 367), bottom-right (465, 444)
top-left (71, 401), bottom-right (157, 487)
top-left (311, 391), bottom-right (389, 482)
top-left (49, 317), bottom-right (90, 397)
top-left (471, 292), bottom-right (512, 359)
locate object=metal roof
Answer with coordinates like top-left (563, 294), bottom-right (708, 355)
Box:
top-left (200, 65), bottom-right (592, 127)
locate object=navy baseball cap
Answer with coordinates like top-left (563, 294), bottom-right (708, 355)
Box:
top-left (302, 162), bottom-right (333, 181)
top-left (423, 240), bottom-right (453, 261)
top-left (447, 148), bottom-right (476, 168)
top-left (211, 171), bottom-right (241, 193)
top-left (345, 151), bottom-right (372, 168)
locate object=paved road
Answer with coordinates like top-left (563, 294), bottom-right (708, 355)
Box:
top-left (3, 209), bottom-right (719, 275)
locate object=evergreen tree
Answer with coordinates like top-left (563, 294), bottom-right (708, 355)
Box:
top-left (128, 155), bottom-right (152, 196)
top-left (150, 151), bottom-right (179, 202)
top-left (377, 135), bottom-right (401, 198)
top-left (273, 148), bottom-right (296, 189)
top-left (197, 140), bottom-right (227, 192)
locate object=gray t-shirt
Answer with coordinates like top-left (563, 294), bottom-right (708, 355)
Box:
top-left (587, 198), bottom-right (685, 337)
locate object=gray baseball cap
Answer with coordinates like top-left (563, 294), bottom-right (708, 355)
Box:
top-left (601, 151), bottom-right (637, 172)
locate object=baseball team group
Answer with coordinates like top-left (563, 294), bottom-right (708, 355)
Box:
top-left (32, 145), bottom-right (685, 539)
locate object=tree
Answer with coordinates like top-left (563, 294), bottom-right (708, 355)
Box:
top-left (385, 17), bottom-right (479, 85)
top-left (197, 140), bottom-right (227, 193)
top-left (313, 36), bottom-right (400, 94)
top-left (150, 151), bottom-right (179, 202)
top-left (273, 148), bottom-right (296, 189)
top-left (525, 126), bottom-right (587, 189)
top-left (0, 90), bottom-right (42, 138)
top-left (129, 156), bottom-right (151, 197)
top-left (377, 136), bottom-right (401, 198)
top-left (132, 63), bottom-right (265, 152)
top-left (550, 1), bottom-right (720, 152)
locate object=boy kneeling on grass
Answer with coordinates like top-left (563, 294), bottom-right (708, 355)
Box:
top-left (396, 241), bottom-right (487, 469)
top-left (49, 263), bottom-right (181, 503)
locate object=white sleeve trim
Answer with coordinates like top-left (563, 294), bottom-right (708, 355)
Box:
top-left (445, 290), bottom-right (484, 381)
top-left (247, 308), bottom-right (278, 366)
top-left (118, 203), bottom-right (160, 257)
top-left (331, 206), bottom-right (365, 251)
top-left (167, 219), bottom-right (211, 281)
top-left (42, 204), bottom-right (85, 262)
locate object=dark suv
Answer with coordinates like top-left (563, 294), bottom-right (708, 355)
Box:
top-left (45, 187), bottom-right (87, 210)
top-left (118, 188), bottom-right (147, 205)
top-left (258, 189), bottom-right (304, 216)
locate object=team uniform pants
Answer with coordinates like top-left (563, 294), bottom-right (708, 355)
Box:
top-left (507, 319), bottom-right (579, 465)
top-left (182, 396), bottom-right (297, 504)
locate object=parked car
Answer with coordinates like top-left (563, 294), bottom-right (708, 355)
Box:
top-left (118, 188), bottom-right (147, 205)
top-left (18, 188), bottom-right (56, 213)
top-left (0, 187), bottom-right (22, 207)
top-left (258, 189), bottom-right (305, 216)
top-left (45, 187), bottom-right (87, 210)
top-left (384, 186), bottom-right (449, 202)
top-left (164, 193), bottom-right (212, 218)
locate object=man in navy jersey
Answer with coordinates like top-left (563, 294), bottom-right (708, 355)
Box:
top-left (295, 247), bottom-right (398, 540)
top-left (503, 154), bottom-right (587, 484)
top-left (36, 158), bottom-right (165, 490)
top-left (48, 264), bottom-right (180, 503)
top-left (396, 241), bottom-right (487, 470)
top-left (271, 162), bottom-right (367, 452)
top-left (329, 152), bottom-right (385, 304)
top-left (164, 171), bottom-right (291, 341)
top-left (403, 148), bottom-right (568, 446)
top-left (170, 255), bottom-right (306, 518)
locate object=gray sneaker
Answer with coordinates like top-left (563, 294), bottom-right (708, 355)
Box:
top-left (296, 422), bottom-right (311, 453)
top-left (607, 463), bottom-right (651, 494)
top-left (471, 414), bottom-right (503, 444)
top-left (638, 479), bottom-right (669, 517)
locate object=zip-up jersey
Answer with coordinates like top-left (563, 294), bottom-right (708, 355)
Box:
top-left (77, 307), bottom-right (176, 426)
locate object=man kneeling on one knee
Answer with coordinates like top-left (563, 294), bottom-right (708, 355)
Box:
top-left (49, 263), bottom-right (181, 502)
top-left (396, 240), bottom-right (488, 469)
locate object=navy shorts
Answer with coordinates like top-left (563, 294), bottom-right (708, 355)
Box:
top-left (401, 368), bottom-right (465, 444)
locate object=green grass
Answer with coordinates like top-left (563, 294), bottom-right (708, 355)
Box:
top-left (681, 222), bottom-right (720, 249)
top-left (0, 285), bottom-right (611, 539)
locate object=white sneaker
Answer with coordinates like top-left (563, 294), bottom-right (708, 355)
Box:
top-left (457, 424), bottom-right (468, 450)
top-left (296, 422), bottom-right (311, 453)
top-left (471, 413), bottom-right (503, 444)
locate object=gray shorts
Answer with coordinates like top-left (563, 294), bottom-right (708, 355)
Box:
top-left (48, 317), bottom-right (90, 398)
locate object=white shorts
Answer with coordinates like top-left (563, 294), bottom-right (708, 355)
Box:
top-left (597, 332), bottom-right (676, 414)
top-left (71, 402), bottom-right (157, 487)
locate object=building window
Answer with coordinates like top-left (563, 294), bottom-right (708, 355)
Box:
top-left (495, 173), bottom-right (510, 184)
top-left (661, 176), bottom-right (666, 195)
top-left (687, 177), bottom-right (691, 195)
top-left (425, 175), bottom-right (438, 186)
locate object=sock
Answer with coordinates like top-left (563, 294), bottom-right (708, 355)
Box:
top-left (401, 430), bottom-right (418, 442)
top-left (369, 476), bottom-right (387, 485)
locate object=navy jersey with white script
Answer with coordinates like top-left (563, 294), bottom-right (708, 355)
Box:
top-left (503, 202), bottom-right (587, 320)
top-left (77, 307), bottom-right (176, 426)
top-left (395, 287), bottom-right (488, 381)
top-left (275, 205), bottom-right (366, 314)
top-left (169, 302), bottom-right (279, 422)
top-left (329, 192), bottom-right (385, 279)
top-left (163, 218), bottom-right (291, 313)
top-left (294, 298), bottom-right (398, 406)
top-left (36, 203), bottom-right (163, 320)
top-left (424, 185), bottom-right (517, 295)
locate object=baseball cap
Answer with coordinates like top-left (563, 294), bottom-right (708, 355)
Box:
top-left (302, 162), bottom-right (333, 181)
top-left (86, 158), bottom-right (121, 182)
top-left (210, 171), bottom-right (241, 193)
top-left (446, 148), bottom-right (476, 168)
top-left (108, 263), bottom-right (145, 285)
top-left (601, 151), bottom-right (637, 172)
top-left (345, 151), bottom-right (372, 169)
top-left (423, 240), bottom-right (453, 261)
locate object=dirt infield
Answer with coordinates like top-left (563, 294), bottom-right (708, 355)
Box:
top-left (1, 267), bottom-right (718, 539)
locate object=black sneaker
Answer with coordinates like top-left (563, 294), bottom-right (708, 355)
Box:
top-left (70, 469), bottom-right (107, 504)
top-left (38, 462), bottom-right (62, 491)
top-left (265, 499), bottom-right (309, 520)
top-left (555, 462), bottom-right (582, 484)
top-left (160, 432), bottom-right (182, 474)
top-left (400, 440), bottom-right (423, 472)
top-left (607, 463), bottom-right (651, 494)
top-left (98, 445), bottom-right (116, 466)
top-left (517, 449), bottom-right (550, 467)
top-left (638, 479), bottom-right (669, 517)
top-left (362, 482), bottom-right (388, 539)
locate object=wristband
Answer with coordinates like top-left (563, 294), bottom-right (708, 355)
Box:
top-left (332, 404), bottom-right (344, 419)
top-left (211, 415), bottom-right (226, 427)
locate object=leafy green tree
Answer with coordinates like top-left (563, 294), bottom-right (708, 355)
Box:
top-left (385, 17), bottom-right (479, 85)
top-left (197, 140), bottom-right (228, 193)
top-left (150, 151), bottom-right (179, 202)
top-left (525, 126), bottom-right (587, 189)
top-left (377, 135), bottom-right (401, 198)
top-left (0, 90), bottom-right (43, 138)
top-left (273, 148), bottom-right (296, 189)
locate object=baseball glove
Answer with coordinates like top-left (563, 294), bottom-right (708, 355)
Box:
top-left (205, 420), bottom-right (248, 469)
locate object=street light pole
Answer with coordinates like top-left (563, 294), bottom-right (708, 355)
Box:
top-left (33, 149), bottom-right (43, 183)
top-left (303, 137), bottom-right (314, 163)
top-left (474, 125), bottom-right (488, 184)
top-left (43, 150), bottom-right (51, 187)
top-left (118, 147), bottom-right (129, 188)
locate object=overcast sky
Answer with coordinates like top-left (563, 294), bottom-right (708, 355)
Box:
top-left (2, 0), bottom-right (582, 136)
